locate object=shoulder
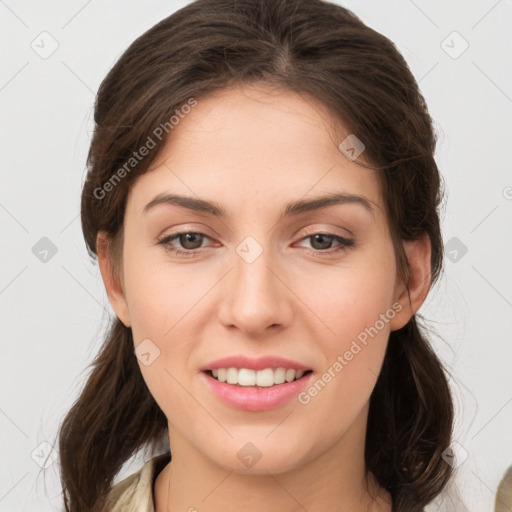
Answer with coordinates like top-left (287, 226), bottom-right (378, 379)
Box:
top-left (104, 452), bottom-right (171, 512)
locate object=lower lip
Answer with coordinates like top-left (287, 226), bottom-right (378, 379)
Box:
top-left (201, 371), bottom-right (313, 411)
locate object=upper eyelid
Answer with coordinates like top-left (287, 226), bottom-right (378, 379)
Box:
top-left (299, 227), bottom-right (352, 239)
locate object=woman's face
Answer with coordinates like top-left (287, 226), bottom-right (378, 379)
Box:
top-left (105, 84), bottom-right (411, 474)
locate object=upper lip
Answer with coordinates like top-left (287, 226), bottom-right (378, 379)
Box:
top-left (200, 355), bottom-right (312, 372)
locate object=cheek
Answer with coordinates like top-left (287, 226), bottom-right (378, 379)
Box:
top-left (124, 259), bottom-right (199, 416)
top-left (330, 279), bottom-right (395, 345)
top-left (304, 261), bottom-right (396, 399)
top-left (123, 247), bottom-right (198, 339)
top-left (323, 302), bottom-right (392, 394)
top-left (122, 247), bottom-right (213, 404)
top-left (306, 257), bottom-right (397, 343)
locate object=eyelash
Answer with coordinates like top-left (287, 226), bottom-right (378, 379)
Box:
top-left (156, 231), bottom-right (354, 257)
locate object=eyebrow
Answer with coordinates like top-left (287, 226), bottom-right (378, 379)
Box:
top-left (143, 191), bottom-right (376, 218)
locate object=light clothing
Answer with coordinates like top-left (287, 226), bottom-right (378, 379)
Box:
top-left (105, 452), bottom-right (171, 512)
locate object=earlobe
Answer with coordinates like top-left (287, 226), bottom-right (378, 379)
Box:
top-left (389, 236), bottom-right (432, 331)
top-left (96, 231), bottom-right (131, 327)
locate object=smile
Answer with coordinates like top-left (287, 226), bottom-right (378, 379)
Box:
top-left (201, 369), bottom-right (314, 411)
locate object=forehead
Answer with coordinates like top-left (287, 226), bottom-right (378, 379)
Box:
top-left (126, 84), bottom-right (384, 218)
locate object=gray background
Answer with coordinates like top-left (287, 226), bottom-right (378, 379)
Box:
top-left (1, 0), bottom-right (511, 510)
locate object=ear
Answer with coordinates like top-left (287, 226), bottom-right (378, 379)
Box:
top-left (389, 235), bottom-right (432, 331)
top-left (96, 231), bottom-right (131, 327)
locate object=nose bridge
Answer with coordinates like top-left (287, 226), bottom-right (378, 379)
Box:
top-left (218, 234), bottom-right (290, 334)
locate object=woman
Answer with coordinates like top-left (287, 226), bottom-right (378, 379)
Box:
top-left (57, 0), bottom-right (458, 510)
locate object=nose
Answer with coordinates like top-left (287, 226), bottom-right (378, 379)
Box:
top-left (217, 240), bottom-right (293, 337)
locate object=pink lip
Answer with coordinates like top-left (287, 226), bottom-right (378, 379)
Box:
top-left (200, 355), bottom-right (312, 372)
top-left (201, 370), bottom-right (314, 411)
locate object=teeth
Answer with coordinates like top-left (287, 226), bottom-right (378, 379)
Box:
top-left (209, 367), bottom-right (306, 387)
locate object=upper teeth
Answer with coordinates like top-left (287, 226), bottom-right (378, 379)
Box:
top-left (212, 367), bottom-right (305, 387)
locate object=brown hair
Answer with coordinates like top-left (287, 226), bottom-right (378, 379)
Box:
top-left (495, 465), bottom-right (512, 512)
top-left (56, 0), bottom-right (456, 510)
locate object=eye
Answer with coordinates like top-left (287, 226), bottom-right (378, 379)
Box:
top-left (157, 231), bottom-right (212, 257)
top-left (295, 232), bottom-right (354, 254)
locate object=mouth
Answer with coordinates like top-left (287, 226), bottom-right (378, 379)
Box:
top-left (203, 368), bottom-right (314, 388)
top-left (201, 367), bottom-right (315, 411)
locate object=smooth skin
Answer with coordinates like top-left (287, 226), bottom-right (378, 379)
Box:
top-left (97, 84), bottom-right (431, 512)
